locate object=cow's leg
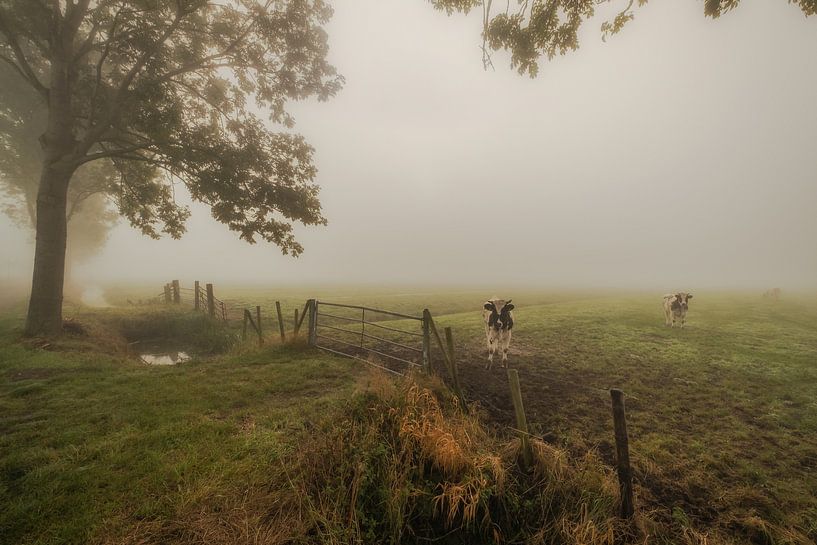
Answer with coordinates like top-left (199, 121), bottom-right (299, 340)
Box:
top-left (486, 336), bottom-right (495, 370)
top-left (664, 306), bottom-right (671, 327)
top-left (501, 331), bottom-right (511, 368)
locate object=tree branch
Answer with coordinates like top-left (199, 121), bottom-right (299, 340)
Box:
top-left (0, 9), bottom-right (49, 99)
top-left (62, 0), bottom-right (92, 45)
top-left (74, 143), bottom-right (155, 166)
top-left (72, 21), bottom-right (99, 64)
top-left (154, 7), bottom-right (262, 84)
top-left (88, 5), bottom-right (125, 126)
top-left (78, 6), bottom-right (189, 155)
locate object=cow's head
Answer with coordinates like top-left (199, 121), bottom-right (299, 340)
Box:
top-left (484, 299), bottom-right (514, 330)
top-left (673, 292), bottom-right (693, 311)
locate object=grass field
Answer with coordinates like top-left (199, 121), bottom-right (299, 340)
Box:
top-left (1, 288), bottom-right (816, 544)
top-left (430, 293), bottom-right (817, 541)
top-left (295, 288), bottom-right (817, 541)
top-left (0, 305), bottom-right (364, 545)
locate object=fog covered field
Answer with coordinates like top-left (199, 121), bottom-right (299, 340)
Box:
top-left (2, 287), bottom-right (816, 543)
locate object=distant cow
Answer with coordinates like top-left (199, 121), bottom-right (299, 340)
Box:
top-left (663, 293), bottom-right (693, 328)
top-left (763, 288), bottom-right (781, 300)
top-left (483, 298), bottom-right (514, 369)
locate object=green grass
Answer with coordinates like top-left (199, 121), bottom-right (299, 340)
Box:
top-left (0, 306), bottom-right (364, 545)
top-left (429, 292), bottom-right (817, 542)
top-left (2, 289), bottom-right (816, 544)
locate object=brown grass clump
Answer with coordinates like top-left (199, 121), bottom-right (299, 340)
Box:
top-left (265, 371), bottom-right (635, 544)
top-left (110, 370), bottom-right (793, 545)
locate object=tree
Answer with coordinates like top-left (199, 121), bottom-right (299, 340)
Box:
top-left (429, 0), bottom-right (816, 76)
top-left (0, 0), bottom-right (342, 336)
top-left (1, 61), bottom-right (119, 289)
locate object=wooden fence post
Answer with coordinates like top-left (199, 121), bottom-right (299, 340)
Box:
top-left (307, 299), bottom-right (317, 347)
top-left (275, 301), bottom-right (286, 343)
top-left (421, 309), bottom-right (431, 374)
top-left (194, 281), bottom-right (200, 310)
top-left (296, 301), bottom-right (309, 337)
top-left (293, 309), bottom-right (299, 338)
top-left (242, 309), bottom-right (249, 340)
top-left (164, 284), bottom-right (171, 303)
top-left (426, 315), bottom-right (455, 379)
top-left (206, 283), bottom-right (215, 318)
top-left (610, 389), bottom-right (635, 519)
top-left (443, 327), bottom-right (465, 402)
top-left (256, 306), bottom-right (263, 346)
top-left (172, 280), bottom-right (180, 304)
top-left (507, 368), bottom-right (533, 468)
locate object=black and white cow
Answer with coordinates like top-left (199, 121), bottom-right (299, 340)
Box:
top-left (663, 292), bottom-right (693, 328)
top-left (483, 298), bottom-right (514, 369)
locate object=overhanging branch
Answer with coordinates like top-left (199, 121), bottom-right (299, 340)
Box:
top-left (74, 143), bottom-right (155, 166)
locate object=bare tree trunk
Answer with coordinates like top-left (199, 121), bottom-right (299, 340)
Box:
top-left (25, 165), bottom-right (72, 336)
top-left (24, 46), bottom-right (77, 336)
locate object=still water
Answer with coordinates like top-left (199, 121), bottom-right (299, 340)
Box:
top-left (140, 351), bottom-right (191, 365)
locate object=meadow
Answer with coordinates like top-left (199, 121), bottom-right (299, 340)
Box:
top-left (1, 288), bottom-right (816, 544)
top-left (430, 293), bottom-right (817, 541)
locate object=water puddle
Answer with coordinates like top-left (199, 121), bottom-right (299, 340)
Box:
top-left (140, 351), bottom-right (191, 366)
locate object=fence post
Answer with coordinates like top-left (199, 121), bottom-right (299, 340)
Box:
top-left (194, 281), bottom-right (200, 310)
top-left (444, 327), bottom-right (465, 402)
top-left (164, 284), bottom-right (171, 304)
top-left (507, 368), bottom-right (533, 468)
top-left (610, 389), bottom-right (635, 519)
top-left (293, 309), bottom-right (299, 338)
top-left (242, 309), bottom-right (249, 340)
top-left (421, 309), bottom-right (431, 374)
top-left (172, 280), bottom-right (180, 304)
top-left (296, 301), bottom-right (309, 337)
top-left (256, 306), bottom-right (263, 346)
top-left (307, 299), bottom-right (317, 347)
top-left (206, 283), bottom-right (215, 318)
top-left (275, 301), bottom-right (286, 343)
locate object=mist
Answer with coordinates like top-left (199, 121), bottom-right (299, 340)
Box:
top-left (2, 0), bottom-right (816, 292)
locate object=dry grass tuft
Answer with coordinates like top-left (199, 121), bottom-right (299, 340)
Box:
top-left (264, 371), bottom-right (635, 544)
top-left (102, 370), bottom-right (801, 545)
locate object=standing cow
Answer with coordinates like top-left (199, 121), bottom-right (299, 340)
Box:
top-left (763, 288), bottom-right (781, 300)
top-left (483, 298), bottom-right (514, 369)
top-left (663, 292), bottom-right (693, 328)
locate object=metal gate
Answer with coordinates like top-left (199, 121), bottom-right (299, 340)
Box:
top-left (311, 300), bottom-right (430, 376)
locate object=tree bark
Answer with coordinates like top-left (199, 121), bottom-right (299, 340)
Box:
top-left (25, 165), bottom-right (72, 336)
top-left (24, 43), bottom-right (78, 336)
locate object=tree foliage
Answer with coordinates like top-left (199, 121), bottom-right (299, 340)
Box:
top-left (428, 0), bottom-right (816, 76)
top-left (0, 0), bottom-right (343, 255)
top-left (0, 62), bottom-right (118, 266)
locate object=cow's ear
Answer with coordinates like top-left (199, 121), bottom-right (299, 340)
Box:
top-left (687, 294), bottom-right (693, 299)
top-left (483, 303), bottom-right (494, 311)
top-left (505, 304), bottom-right (515, 311)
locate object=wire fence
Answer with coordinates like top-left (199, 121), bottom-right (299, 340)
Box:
top-left (156, 280), bottom-right (227, 321)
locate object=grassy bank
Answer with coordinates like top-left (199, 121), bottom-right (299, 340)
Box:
top-left (0, 306), bottom-right (363, 545)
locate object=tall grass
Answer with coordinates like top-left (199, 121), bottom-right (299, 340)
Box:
top-left (259, 374), bottom-right (625, 544)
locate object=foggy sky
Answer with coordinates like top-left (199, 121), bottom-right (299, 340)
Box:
top-left (2, 0), bottom-right (816, 290)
